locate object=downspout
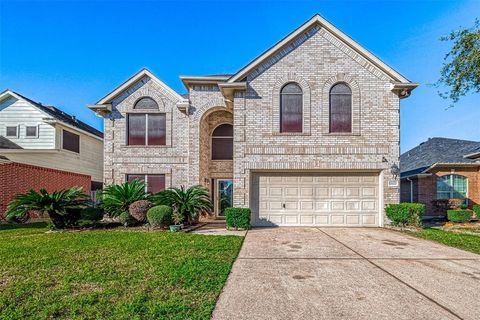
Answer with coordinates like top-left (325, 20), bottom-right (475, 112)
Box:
top-left (406, 177), bottom-right (413, 202)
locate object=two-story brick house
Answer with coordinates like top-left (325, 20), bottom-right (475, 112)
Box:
top-left (89, 14), bottom-right (417, 227)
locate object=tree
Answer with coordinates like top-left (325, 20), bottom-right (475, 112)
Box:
top-left (436, 20), bottom-right (480, 105)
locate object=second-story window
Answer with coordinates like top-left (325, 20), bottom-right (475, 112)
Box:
top-left (329, 82), bottom-right (352, 133)
top-left (26, 126), bottom-right (38, 137)
top-left (6, 126), bottom-right (18, 137)
top-left (63, 130), bottom-right (80, 153)
top-left (127, 113), bottom-right (166, 146)
top-left (280, 83), bottom-right (303, 133)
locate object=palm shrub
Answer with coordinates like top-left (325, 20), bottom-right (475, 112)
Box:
top-left (152, 185), bottom-right (213, 224)
top-left (6, 187), bottom-right (87, 228)
top-left (100, 180), bottom-right (149, 217)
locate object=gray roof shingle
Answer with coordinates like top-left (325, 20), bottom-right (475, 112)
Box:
top-left (400, 137), bottom-right (480, 175)
top-left (10, 90), bottom-right (103, 138)
top-left (0, 136), bottom-right (22, 149)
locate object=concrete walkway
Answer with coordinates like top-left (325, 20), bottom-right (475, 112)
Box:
top-left (212, 227), bottom-right (480, 320)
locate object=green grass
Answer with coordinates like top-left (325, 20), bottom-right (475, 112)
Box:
top-left (0, 223), bottom-right (244, 320)
top-left (410, 228), bottom-right (480, 255)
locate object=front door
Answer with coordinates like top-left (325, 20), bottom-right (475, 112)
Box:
top-left (217, 179), bottom-right (233, 216)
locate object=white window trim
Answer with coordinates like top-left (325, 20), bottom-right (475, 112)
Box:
top-left (437, 174), bottom-right (469, 204)
top-left (5, 125), bottom-right (19, 138)
top-left (25, 125), bottom-right (40, 139)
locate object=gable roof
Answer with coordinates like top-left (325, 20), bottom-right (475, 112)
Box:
top-left (0, 136), bottom-right (22, 149)
top-left (227, 14), bottom-right (415, 85)
top-left (96, 68), bottom-right (183, 104)
top-left (0, 89), bottom-right (103, 139)
top-left (400, 137), bottom-right (480, 176)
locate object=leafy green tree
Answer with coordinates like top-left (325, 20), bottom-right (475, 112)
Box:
top-left (436, 19), bottom-right (480, 105)
top-left (152, 185), bottom-right (213, 223)
top-left (100, 180), bottom-right (149, 217)
top-left (6, 187), bottom-right (87, 228)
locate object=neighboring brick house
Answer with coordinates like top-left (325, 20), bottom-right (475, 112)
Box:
top-left (400, 137), bottom-right (480, 217)
top-left (0, 90), bottom-right (103, 217)
top-left (89, 14), bottom-right (417, 227)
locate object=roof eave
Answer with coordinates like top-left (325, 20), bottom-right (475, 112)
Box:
top-left (179, 76), bottom-right (230, 91)
top-left (227, 14), bottom-right (413, 84)
top-left (96, 68), bottom-right (183, 105)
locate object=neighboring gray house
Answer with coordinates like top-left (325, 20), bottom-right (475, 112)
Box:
top-left (89, 14), bottom-right (417, 227)
top-left (400, 137), bottom-right (480, 216)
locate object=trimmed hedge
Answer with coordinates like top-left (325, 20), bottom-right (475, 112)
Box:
top-left (447, 210), bottom-right (472, 223)
top-left (225, 208), bottom-right (251, 230)
top-left (385, 203), bottom-right (425, 227)
top-left (147, 205), bottom-right (173, 228)
top-left (473, 205), bottom-right (480, 218)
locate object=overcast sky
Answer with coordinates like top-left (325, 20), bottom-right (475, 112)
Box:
top-left (1, 0), bottom-right (479, 152)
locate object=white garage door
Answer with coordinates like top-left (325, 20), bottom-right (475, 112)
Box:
top-left (255, 173), bottom-right (379, 227)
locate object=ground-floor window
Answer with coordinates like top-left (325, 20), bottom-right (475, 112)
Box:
top-left (126, 174), bottom-right (165, 193)
top-left (436, 174), bottom-right (468, 201)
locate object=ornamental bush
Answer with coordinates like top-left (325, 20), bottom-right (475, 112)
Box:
top-left (119, 211), bottom-right (133, 227)
top-left (225, 208), bottom-right (251, 230)
top-left (147, 205), bottom-right (173, 228)
top-left (447, 209), bottom-right (472, 223)
top-left (385, 203), bottom-right (425, 227)
top-left (78, 207), bottom-right (104, 227)
top-left (129, 200), bottom-right (153, 223)
top-left (473, 205), bottom-right (480, 218)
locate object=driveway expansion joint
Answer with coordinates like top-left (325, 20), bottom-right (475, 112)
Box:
top-left (316, 228), bottom-right (465, 320)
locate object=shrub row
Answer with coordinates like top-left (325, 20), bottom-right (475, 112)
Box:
top-left (385, 203), bottom-right (425, 227)
top-left (447, 210), bottom-right (472, 223)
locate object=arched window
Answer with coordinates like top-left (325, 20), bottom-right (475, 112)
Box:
top-left (211, 124), bottom-right (233, 160)
top-left (134, 97), bottom-right (158, 110)
top-left (437, 174), bottom-right (468, 201)
top-left (280, 83), bottom-right (303, 133)
top-left (329, 83), bottom-right (352, 133)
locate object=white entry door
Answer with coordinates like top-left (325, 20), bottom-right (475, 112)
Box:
top-left (255, 173), bottom-right (379, 226)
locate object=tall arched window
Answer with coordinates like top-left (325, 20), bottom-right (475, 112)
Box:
top-left (280, 83), bottom-right (303, 133)
top-left (134, 97), bottom-right (158, 110)
top-left (329, 83), bottom-right (352, 133)
top-left (437, 174), bottom-right (468, 201)
top-left (211, 124), bottom-right (233, 160)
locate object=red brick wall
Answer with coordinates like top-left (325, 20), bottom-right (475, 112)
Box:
top-left (0, 162), bottom-right (91, 218)
top-left (406, 166), bottom-right (480, 216)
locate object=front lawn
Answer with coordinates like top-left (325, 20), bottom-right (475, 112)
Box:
top-left (409, 228), bottom-right (480, 255)
top-left (0, 223), bottom-right (243, 320)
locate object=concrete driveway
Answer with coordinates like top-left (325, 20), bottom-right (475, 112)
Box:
top-left (212, 228), bottom-right (480, 320)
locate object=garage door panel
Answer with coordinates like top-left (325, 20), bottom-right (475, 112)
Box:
top-left (256, 173), bottom-right (379, 227)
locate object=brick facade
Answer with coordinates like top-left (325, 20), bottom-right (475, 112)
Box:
top-left (99, 18), bottom-right (412, 225)
top-left (401, 166), bottom-right (480, 216)
top-left (0, 162), bottom-right (91, 218)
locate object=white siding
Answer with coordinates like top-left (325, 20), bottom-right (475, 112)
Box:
top-left (3, 127), bottom-right (104, 182)
top-left (0, 96), bottom-right (56, 149)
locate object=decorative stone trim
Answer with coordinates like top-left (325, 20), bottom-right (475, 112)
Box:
top-left (272, 73), bottom-right (311, 135)
top-left (322, 73), bottom-right (361, 135)
top-left (244, 145), bottom-right (390, 155)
